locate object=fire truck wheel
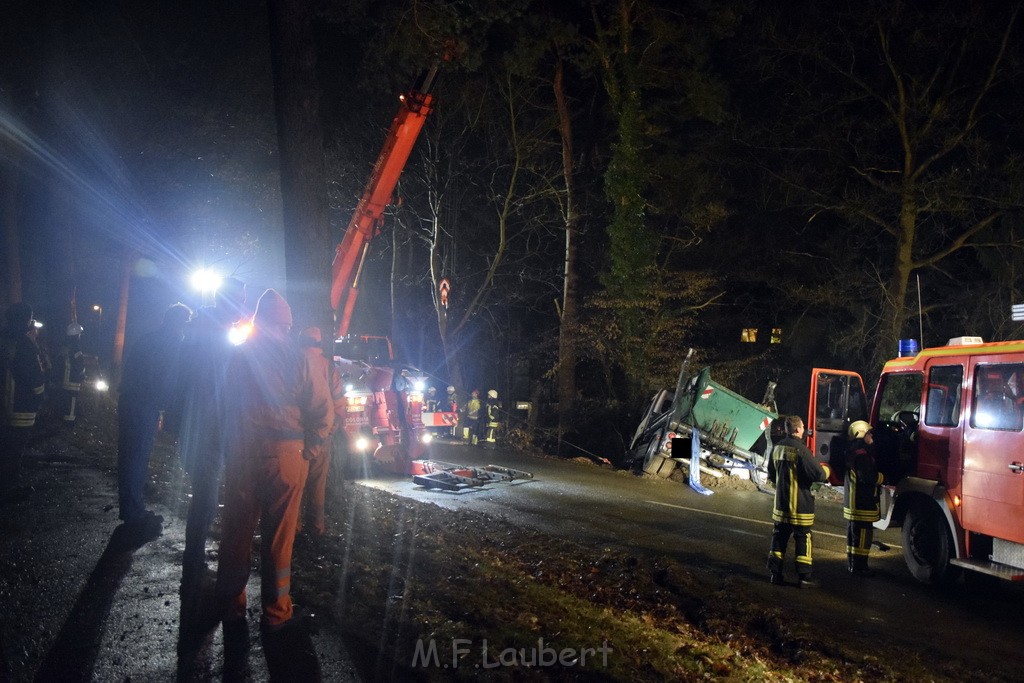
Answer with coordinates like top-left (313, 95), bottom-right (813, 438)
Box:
top-left (901, 501), bottom-right (959, 585)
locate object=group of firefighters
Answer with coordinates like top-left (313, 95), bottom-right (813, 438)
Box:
top-left (766, 414), bottom-right (884, 589)
top-left (0, 302), bottom-right (88, 503)
top-left (424, 384), bottom-right (503, 447)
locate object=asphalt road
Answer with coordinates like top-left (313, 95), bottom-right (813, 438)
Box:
top-left (357, 439), bottom-right (1024, 680)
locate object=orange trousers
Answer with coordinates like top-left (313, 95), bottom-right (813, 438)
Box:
top-left (301, 443), bottom-right (330, 535)
top-left (216, 439), bottom-right (308, 627)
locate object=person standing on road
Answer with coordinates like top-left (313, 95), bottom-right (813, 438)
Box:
top-left (214, 289), bottom-right (333, 677)
top-left (843, 420), bottom-right (884, 574)
top-left (116, 302), bottom-right (192, 540)
top-left (446, 385), bottom-right (460, 438)
top-left (171, 278), bottom-right (246, 604)
top-left (58, 322), bottom-right (86, 425)
top-left (463, 389), bottom-right (481, 444)
top-left (297, 326), bottom-right (336, 538)
top-left (766, 415), bottom-right (831, 588)
top-left (0, 303), bottom-right (47, 501)
top-left (481, 389), bottom-right (501, 447)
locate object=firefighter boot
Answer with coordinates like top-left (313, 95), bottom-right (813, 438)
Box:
top-left (849, 556), bottom-right (872, 575)
top-left (797, 575), bottom-right (820, 589)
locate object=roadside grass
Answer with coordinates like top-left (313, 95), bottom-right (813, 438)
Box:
top-left (296, 485), bottom-right (908, 682)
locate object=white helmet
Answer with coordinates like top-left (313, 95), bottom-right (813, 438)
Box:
top-left (848, 420), bottom-right (871, 440)
top-left (66, 323), bottom-right (84, 336)
top-left (447, 385), bottom-right (455, 393)
top-left (487, 389), bottom-right (498, 399)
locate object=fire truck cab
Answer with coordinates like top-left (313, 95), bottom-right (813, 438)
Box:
top-left (818, 337), bottom-right (1024, 584)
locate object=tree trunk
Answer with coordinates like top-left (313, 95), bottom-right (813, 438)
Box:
top-left (267, 0), bottom-right (332, 337)
top-left (873, 195), bottom-right (918, 369)
top-left (553, 58), bottom-right (579, 441)
top-left (0, 161), bottom-right (23, 308)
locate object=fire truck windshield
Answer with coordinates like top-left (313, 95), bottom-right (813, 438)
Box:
top-left (334, 335), bottom-right (394, 366)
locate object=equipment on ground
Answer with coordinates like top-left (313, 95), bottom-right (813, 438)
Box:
top-left (410, 460), bottom-right (534, 491)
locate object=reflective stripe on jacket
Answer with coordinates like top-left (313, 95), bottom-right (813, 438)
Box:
top-left (843, 440), bottom-right (884, 522)
top-left (768, 436), bottom-right (830, 526)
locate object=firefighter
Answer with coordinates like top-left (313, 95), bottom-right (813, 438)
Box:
top-left (481, 389), bottom-right (501, 448)
top-left (844, 420), bottom-right (884, 574)
top-left (424, 386), bottom-right (439, 412)
top-left (463, 389), bottom-right (481, 444)
top-left (298, 326), bottom-right (334, 538)
top-left (59, 322), bottom-right (86, 425)
top-left (214, 289), bottom-right (332, 677)
top-left (0, 303), bottom-right (46, 501)
top-left (766, 415), bottom-right (831, 588)
top-left (446, 385), bottom-right (460, 437)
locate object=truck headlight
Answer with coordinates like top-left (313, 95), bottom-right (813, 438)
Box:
top-left (420, 432), bottom-right (433, 444)
top-left (355, 436), bottom-right (371, 451)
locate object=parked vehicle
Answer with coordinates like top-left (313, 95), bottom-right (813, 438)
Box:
top-left (814, 336), bottom-right (1024, 584)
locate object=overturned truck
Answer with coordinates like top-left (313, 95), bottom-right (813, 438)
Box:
top-left (626, 351), bottom-right (777, 488)
top-left (627, 351), bottom-right (866, 492)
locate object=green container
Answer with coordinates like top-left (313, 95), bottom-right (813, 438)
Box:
top-left (673, 367), bottom-right (777, 452)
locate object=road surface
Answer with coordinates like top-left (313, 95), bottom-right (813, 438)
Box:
top-left (357, 439), bottom-right (1024, 679)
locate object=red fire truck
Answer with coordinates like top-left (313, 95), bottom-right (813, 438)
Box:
top-left (808, 336), bottom-right (1024, 584)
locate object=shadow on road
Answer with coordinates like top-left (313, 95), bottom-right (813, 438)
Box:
top-left (33, 524), bottom-right (142, 681)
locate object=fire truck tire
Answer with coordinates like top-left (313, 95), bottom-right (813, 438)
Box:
top-left (901, 501), bottom-right (959, 585)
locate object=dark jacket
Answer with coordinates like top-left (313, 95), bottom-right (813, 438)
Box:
top-left (171, 306), bottom-right (237, 474)
top-left (768, 435), bottom-right (830, 526)
top-left (843, 438), bottom-right (884, 522)
top-left (1, 329), bottom-right (46, 428)
top-left (119, 325), bottom-right (186, 409)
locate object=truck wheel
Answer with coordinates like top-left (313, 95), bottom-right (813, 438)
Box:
top-left (902, 502), bottom-right (958, 585)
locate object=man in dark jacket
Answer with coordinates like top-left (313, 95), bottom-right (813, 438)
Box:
top-left (116, 302), bottom-right (192, 539)
top-left (1, 303), bottom-right (47, 500)
top-left (844, 420), bottom-right (884, 574)
top-left (766, 415), bottom-right (831, 588)
top-left (173, 278), bottom-right (246, 604)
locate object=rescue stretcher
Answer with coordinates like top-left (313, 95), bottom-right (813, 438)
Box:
top-left (410, 460), bottom-right (534, 491)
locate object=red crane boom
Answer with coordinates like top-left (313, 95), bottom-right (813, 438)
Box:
top-left (330, 65), bottom-right (439, 338)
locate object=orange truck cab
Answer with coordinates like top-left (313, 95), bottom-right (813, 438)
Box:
top-left (809, 336), bottom-right (1024, 584)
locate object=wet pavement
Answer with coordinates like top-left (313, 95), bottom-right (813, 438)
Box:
top-left (0, 426), bottom-right (360, 682)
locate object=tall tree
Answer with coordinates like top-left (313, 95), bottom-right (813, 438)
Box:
top-left (748, 1), bottom-right (1024, 370)
top-left (585, 0), bottom-right (733, 401)
top-left (268, 0), bottom-right (332, 333)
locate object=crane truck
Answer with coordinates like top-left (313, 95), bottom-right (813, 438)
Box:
top-left (328, 66), bottom-right (445, 474)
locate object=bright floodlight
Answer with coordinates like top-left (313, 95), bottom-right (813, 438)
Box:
top-left (191, 268), bottom-right (223, 294)
top-left (412, 379), bottom-right (426, 392)
top-left (95, 379), bottom-right (109, 392)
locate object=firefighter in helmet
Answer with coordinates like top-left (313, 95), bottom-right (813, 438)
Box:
top-left (843, 420), bottom-right (884, 574)
top-left (481, 389), bottom-right (502, 448)
top-left (766, 415), bottom-right (831, 588)
top-left (463, 389), bottom-right (481, 444)
top-left (60, 322), bottom-right (86, 425)
top-left (448, 385), bottom-right (464, 438)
